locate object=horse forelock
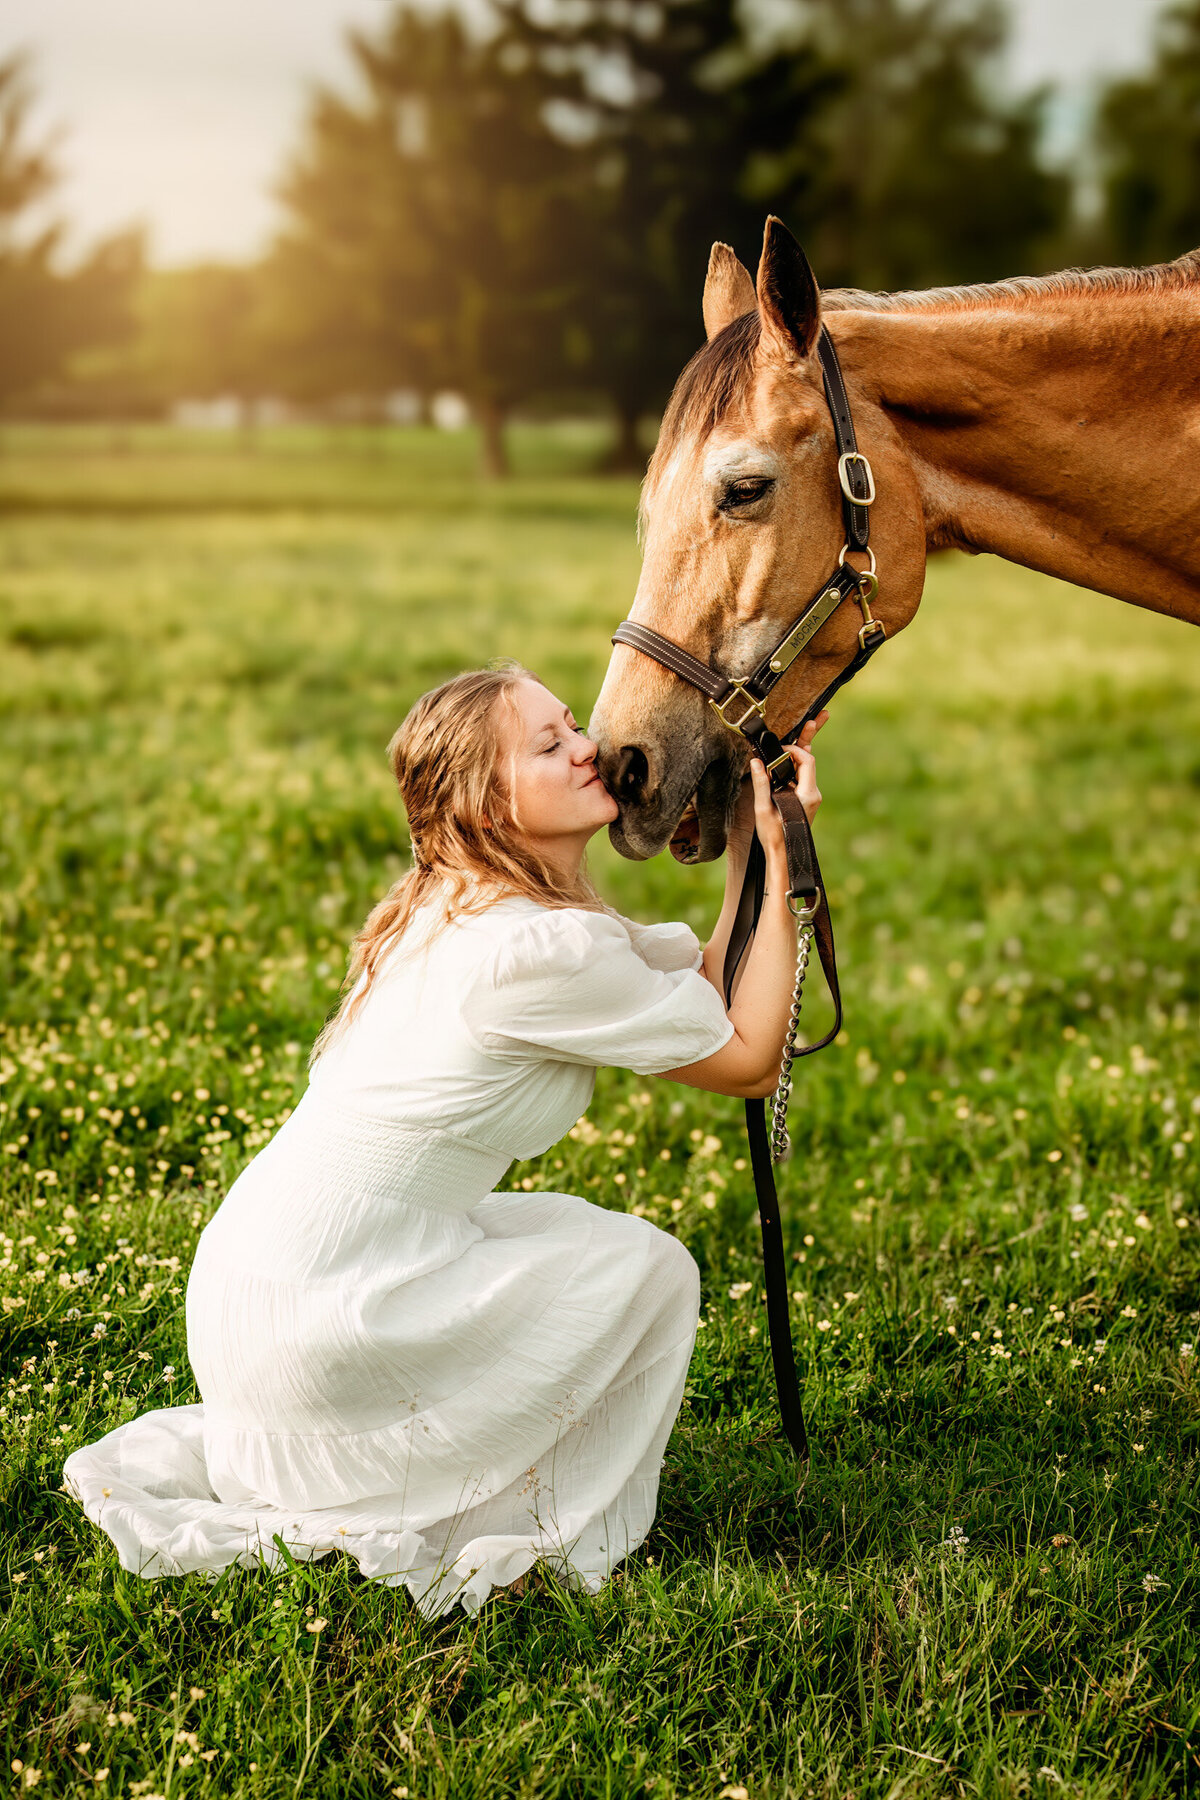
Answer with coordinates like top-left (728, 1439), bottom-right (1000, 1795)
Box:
top-left (639, 310), bottom-right (762, 539)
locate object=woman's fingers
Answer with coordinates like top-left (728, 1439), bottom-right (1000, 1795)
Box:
top-left (749, 757), bottom-right (786, 855)
top-left (786, 743), bottom-right (822, 820)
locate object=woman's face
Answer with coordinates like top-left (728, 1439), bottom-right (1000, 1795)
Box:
top-left (497, 678), bottom-right (619, 865)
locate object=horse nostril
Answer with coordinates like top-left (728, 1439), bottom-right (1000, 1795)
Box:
top-left (613, 744), bottom-right (650, 803)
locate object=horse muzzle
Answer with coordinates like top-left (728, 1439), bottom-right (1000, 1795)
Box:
top-left (598, 739), bottom-right (738, 863)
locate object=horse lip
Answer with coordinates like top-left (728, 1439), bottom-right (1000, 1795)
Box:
top-left (693, 756), bottom-right (732, 859)
top-left (666, 756), bottom-right (731, 863)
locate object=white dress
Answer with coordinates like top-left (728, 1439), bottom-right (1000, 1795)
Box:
top-left (64, 898), bottom-right (734, 1622)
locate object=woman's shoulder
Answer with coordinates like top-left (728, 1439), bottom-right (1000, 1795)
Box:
top-left (469, 901), bottom-right (703, 978)
top-left (463, 901), bottom-right (633, 985)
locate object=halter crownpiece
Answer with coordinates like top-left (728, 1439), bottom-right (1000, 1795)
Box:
top-left (612, 322), bottom-right (886, 791)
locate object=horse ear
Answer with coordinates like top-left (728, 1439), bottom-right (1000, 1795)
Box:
top-left (755, 216), bottom-right (820, 363)
top-left (703, 242), bottom-right (756, 340)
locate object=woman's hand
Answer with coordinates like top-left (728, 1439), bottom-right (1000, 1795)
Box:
top-left (671, 707), bottom-right (830, 1097)
top-left (728, 710), bottom-right (827, 862)
top-left (751, 717), bottom-right (825, 877)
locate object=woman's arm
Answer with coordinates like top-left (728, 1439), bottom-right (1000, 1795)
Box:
top-left (698, 789), bottom-right (753, 999)
top-left (662, 716), bottom-right (825, 1100)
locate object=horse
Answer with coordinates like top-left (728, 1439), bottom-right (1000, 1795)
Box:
top-left (589, 215), bottom-right (1200, 863)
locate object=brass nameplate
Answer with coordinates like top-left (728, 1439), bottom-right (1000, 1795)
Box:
top-left (768, 587), bottom-right (843, 674)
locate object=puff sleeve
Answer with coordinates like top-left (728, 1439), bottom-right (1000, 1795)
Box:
top-left (461, 908), bottom-right (734, 1076)
top-left (613, 912), bottom-right (706, 974)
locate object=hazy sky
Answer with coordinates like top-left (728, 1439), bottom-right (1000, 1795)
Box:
top-left (8, 0), bottom-right (1166, 265)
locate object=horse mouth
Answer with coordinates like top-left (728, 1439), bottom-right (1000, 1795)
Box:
top-left (666, 756), bottom-right (733, 864)
top-left (668, 795), bottom-right (702, 863)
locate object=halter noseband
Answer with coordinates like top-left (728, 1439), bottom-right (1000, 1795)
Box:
top-left (611, 325), bottom-right (886, 790)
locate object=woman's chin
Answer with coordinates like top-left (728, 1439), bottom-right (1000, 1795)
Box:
top-left (579, 796), bottom-right (619, 836)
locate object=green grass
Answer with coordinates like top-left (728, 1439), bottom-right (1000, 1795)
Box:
top-left (1, 430), bottom-right (1199, 1798)
top-left (0, 421), bottom-right (634, 516)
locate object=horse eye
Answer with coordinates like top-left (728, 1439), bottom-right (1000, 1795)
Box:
top-left (720, 477), bottom-right (774, 512)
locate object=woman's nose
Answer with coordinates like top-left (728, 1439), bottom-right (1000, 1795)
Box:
top-left (573, 733), bottom-right (599, 765)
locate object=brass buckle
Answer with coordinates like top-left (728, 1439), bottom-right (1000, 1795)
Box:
top-left (788, 887), bottom-right (821, 922)
top-left (709, 683), bottom-right (766, 733)
top-left (765, 746), bottom-right (793, 777)
top-left (837, 452), bottom-right (876, 507)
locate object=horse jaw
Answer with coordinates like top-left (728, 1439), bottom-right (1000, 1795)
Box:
top-left (664, 755), bottom-right (737, 863)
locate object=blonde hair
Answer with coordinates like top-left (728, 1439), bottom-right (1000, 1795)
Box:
top-left (310, 663), bottom-right (604, 1062)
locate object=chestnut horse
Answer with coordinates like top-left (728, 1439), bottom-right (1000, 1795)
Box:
top-left (590, 216), bottom-right (1200, 862)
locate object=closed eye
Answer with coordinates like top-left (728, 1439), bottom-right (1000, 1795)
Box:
top-left (720, 476), bottom-right (775, 513)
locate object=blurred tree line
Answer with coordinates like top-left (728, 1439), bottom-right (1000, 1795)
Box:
top-left (6, 0), bottom-right (1200, 471)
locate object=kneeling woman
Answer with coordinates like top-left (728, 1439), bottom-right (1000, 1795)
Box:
top-left (66, 666), bottom-right (823, 1622)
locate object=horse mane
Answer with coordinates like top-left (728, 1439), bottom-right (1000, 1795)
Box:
top-left (820, 246), bottom-right (1200, 315)
top-left (640, 245), bottom-right (1200, 535)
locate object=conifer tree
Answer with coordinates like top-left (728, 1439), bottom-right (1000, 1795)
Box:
top-left (1095, 1), bottom-right (1200, 266)
top-left (0, 52), bottom-right (141, 413)
top-left (268, 9), bottom-right (591, 475)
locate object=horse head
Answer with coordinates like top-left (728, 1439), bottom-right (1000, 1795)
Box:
top-left (590, 216), bottom-right (927, 862)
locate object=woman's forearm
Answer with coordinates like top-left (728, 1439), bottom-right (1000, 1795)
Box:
top-left (721, 854), bottom-right (797, 1090)
top-left (666, 736), bottom-right (822, 1100)
top-left (700, 833), bottom-right (751, 994)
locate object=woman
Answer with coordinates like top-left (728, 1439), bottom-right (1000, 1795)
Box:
top-left (65, 665), bottom-right (824, 1622)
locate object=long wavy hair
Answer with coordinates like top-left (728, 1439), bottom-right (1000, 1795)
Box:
top-left (310, 663), bottom-right (604, 1063)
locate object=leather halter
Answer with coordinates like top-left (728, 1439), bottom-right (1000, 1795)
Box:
top-left (607, 321), bottom-right (887, 1461)
top-left (612, 325), bottom-right (886, 799)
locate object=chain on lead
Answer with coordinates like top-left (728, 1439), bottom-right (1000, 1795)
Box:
top-left (769, 913), bottom-right (815, 1164)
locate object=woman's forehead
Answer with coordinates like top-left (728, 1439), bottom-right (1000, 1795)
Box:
top-left (512, 678), bottom-right (570, 735)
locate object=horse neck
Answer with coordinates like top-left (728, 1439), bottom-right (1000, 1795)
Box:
top-left (830, 291), bottom-right (1200, 626)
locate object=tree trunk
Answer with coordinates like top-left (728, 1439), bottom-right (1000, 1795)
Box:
top-left (476, 397), bottom-right (510, 479)
top-left (607, 401), bottom-right (645, 473)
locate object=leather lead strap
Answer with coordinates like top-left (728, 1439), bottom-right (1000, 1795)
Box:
top-left (744, 1096), bottom-right (808, 1455)
top-left (721, 840), bottom-right (809, 1458)
top-left (720, 793), bottom-right (842, 1464)
top-left (723, 796), bottom-right (842, 1060)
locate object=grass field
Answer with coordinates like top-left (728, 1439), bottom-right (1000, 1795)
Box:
top-left (2, 426), bottom-right (1200, 1798)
